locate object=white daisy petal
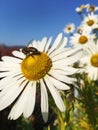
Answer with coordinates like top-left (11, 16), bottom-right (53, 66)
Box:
top-left (44, 37), bottom-right (52, 53)
top-left (64, 51), bottom-right (83, 65)
top-left (52, 59), bottom-right (66, 67)
top-left (44, 76), bottom-right (65, 112)
top-left (2, 56), bottom-right (22, 63)
top-left (0, 63), bottom-right (19, 69)
top-left (49, 69), bottom-right (76, 83)
top-left (50, 46), bottom-right (81, 59)
top-left (40, 79), bottom-right (48, 122)
top-left (58, 37), bottom-right (68, 49)
top-left (0, 64), bottom-right (20, 72)
top-left (23, 82), bottom-right (36, 118)
top-left (51, 51), bottom-right (68, 62)
top-left (0, 81), bottom-right (18, 98)
top-left (49, 37), bottom-right (67, 55)
top-left (35, 41), bottom-right (42, 50)
top-left (0, 72), bottom-right (11, 77)
top-left (49, 48), bottom-right (66, 58)
top-left (47, 74), bottom-right (70, 90)
top-left (52, 66), bottom-right (79, 75)
top-left (0, 61), bottom-right (19, 67)
top-left (0, 75), bottom-right (25, 90)
top-left (48, 33), bottom-right (63, 55)
top-left (0, 76), bottom-right (26, 96)
top-left (8, 82), bottom-right (31, 120)
top-left (30, 37), bottom-right (47, 52)
top-left (0, 71), bottom-right (21, 79)
top-left (29, 40), bottom-right (38, 48)
top-left (0, 80), bottom-right (26, 111)
top-left (39, 37), bottom-right (47, 52)
top-left (12, 50), bottom-right (25, 59)
top-left (0, 76), bottom-right (14, 90)
top-left (93, 70), bottom-right (98, 80)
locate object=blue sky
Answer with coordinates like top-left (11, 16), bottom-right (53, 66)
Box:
top-left (0, 0), bottom-right (98, 46)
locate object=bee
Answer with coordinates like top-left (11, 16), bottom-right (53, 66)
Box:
top-left (22, 46), bottom-right (40, 56)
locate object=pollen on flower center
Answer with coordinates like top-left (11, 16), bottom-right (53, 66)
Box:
top-left (87, 20), bottom-right (94, 26)
top-left (90, 54), bottom-right (98, 67)
top-left (79, 35), bottom-right (88, 44)
top-left (21, 52), bottom-right (52, 80)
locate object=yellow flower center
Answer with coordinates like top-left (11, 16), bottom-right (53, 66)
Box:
top-left (21, 52), bottom-right (52, 81)
top-left (67, 26), bottom-right (71, 30)
top-left (88, 5), bottom-right (95, 11)
top-left (90, 54), bottom-right (98, 67)
top-left (79, 35), bottom-right (88, 44)
top-left (87, 20), bottom-right (94, 26)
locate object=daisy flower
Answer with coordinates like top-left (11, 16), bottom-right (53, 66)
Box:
top-left (69, 31), bottom-right (95, 49)
top-left (86, 4), bottom-right (98, 12)
top-left (80, 40), bottom-right (98, 80)
top-left (63, 23), bottom-right (75, 34)
top-left (0, 33), bottom-right (82, 122)
top-left (81, 12), bottom-right (98, 30)
top-left (76, 4), bottom-right (85, 13)
top-left (77, 24), bottom-right (92, 34)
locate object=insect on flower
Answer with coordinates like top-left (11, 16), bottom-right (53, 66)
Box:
top-left (22, 46), bottom-right (40, 56)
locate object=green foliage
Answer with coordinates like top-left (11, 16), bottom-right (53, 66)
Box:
top-left (16, 117), bottom-right (33, 130)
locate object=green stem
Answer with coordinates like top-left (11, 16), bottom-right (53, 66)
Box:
top-left (61, 122), bottom-right (65, 130)
top-left (47, 125), bottom-right (50, 130)
top-left (57, 111), bottom-right (65, 130)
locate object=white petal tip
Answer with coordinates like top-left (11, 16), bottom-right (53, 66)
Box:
top-left (60, 106), bottom-right (66, 112)
top-left (42, 112), bottom-right (48, 123)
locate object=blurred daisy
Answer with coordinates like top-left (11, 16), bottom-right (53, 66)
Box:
top-left (76, 4), bottom-right (85, 13)
top-left (0, 33), bottom-right (82, 122)
top-left (81, 12), bottom-right (98, 30)
top-left (69, 31), bottom-right (95, 49)
top-left (63, 23), bottom-right (75, 34)
top-left (77, 24), bottom-right (92, 34)
top-left (80, 40), bottom-right (98, 80)
top-left (86, 4), bottom-right (98, 12)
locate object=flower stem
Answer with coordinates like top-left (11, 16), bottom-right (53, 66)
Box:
top-left (48, 125), bottom-right (50, 130)
top-left (57, 110), bottom-right (65, 130)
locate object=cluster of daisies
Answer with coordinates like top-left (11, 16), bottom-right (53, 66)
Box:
top-left (0, 3), bottom-right (98, 123)
top-left (64, 4), bottom-right (98, 81)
